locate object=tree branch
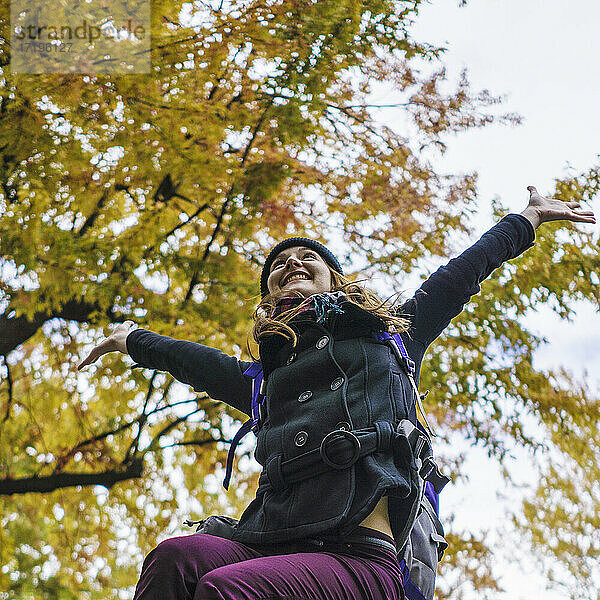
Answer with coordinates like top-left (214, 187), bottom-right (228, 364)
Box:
top-left (2, 355), bottom-right (13, 422)
top-left (0, 297), bottom-right (102, 357)
top-left (142, 202), bottom-right (210, 260)
top-left (158, 437), bottom-right (232, 449)
top-left (77, 189), bottom-right (109, 236)
top-left (327, 102), bottom-right (410, 110)
top-left (183, 101), bottom-right (272, 303)
top-left (141, 408), bottom-right (205, 457)
top-left (0, 459), bottom-right (144, 495)
top-left (124, 371), bottom-right (159, 462)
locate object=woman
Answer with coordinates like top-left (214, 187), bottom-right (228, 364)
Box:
top-left (78, 187), bottom-right (594, 600)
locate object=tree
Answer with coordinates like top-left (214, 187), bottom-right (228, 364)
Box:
top-left (517, 382), bottom-right (599, 600)
top-left (0, 0), bottom-right (596, 597)
top-left (428, 165), bottom-right (600, 599)
top-left (512, 167), bottom-right (600, 600)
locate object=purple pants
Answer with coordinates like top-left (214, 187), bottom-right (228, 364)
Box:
top-left (133, 527), bottom-right (404, 600)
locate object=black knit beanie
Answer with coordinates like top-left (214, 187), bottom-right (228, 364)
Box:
top-left (260, 237), bottom-right (343, 297)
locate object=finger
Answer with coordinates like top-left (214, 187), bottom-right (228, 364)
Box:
top-left (77, 338), bottom-right (114, 370)
top-left (542, 207), bottom-right (595, 224)
top-left (527, 185), bottom-right (538, 195)
top-left (566, 201), bottom-right (582, 209)
top-left (77, 350), bottom-right (98, 370)
top-left (112, 320), bottom-right (136, 332)
top-left (566, 212), bottom-right (596, 223)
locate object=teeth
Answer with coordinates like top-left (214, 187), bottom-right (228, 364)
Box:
top-left (284, 274), bottom-right (310, 284)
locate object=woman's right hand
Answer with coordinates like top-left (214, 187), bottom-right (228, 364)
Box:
top-left (77, 320), bottom-right (137, 370)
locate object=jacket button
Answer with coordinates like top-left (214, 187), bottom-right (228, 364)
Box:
top-left (286, 353), bottom-right (296, 365)
top-left (336, 421), bottom-right (350, 431)
top-left (316, 336), bottom-right (329, 349)
top-left (330, 377), bottom-right (344, 390)
top-left (298, 390), bottom-right (313, 402)
top-left (294, 431), bottom-right (308, 446)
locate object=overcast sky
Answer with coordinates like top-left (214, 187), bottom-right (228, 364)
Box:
top-left (404, 2), bottom-right (599, 598)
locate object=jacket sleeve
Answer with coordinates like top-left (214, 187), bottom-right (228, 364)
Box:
top-left (399, 213), bottom-right (535, 350)
top-left (126, 329), bottom-right (254, 417)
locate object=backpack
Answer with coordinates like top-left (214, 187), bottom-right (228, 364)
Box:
top-left (206, 331), bottom-right (450, 600)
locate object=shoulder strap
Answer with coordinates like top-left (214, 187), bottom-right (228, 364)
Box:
top-left (377, 332), bottom-right (447, 513)
top-left (372, 331), bottom-right (436, 438)
top-left (222, 361), bottom-right (264, 490)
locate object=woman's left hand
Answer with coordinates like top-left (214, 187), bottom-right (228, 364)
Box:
top-left (521, 186), bottom-right (596, 229)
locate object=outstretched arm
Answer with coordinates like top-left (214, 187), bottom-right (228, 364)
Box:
top-left (78, 322), bottom-right (253, 417)
top-left (401, 186), bottom-right (595, 353)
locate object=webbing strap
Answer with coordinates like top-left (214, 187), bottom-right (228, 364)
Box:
top-left (399, 558), bottom-right (428, 600)
top-left (305, 532), bottom-right (397, 554)
top-left (373, 332), bottom-right (436, 438)
top-left (222, 418), bottom-right (253, 490)
top-left (269, 426), bottom-right (381, 490)
top-left (264, 421), bottom-right (447, 494)
top-left (424, 481), bottom-right (438, 516)
top-left (222, 361), bottom-right (263, 490)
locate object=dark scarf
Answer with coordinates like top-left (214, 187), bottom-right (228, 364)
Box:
top-left (260, 290), bottom-right (390, 379)
top-left (270, 291), bottom-right (347, 326)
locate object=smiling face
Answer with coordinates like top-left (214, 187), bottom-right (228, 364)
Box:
top-left (266, 246), bottom-right (333, 297)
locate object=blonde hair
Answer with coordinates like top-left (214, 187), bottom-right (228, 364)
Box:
top-left (249, 267), bottom-right (410, 357)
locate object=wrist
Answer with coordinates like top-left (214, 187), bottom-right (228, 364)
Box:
top-left (520, 206), bottom-right (542, 230)
top-left (114, 332), bottom-right (131, 354)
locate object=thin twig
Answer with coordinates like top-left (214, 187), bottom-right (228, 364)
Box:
top-left (124, 371), bottom-right (158, 462)
top-left (2, 356), bottom-right (13, 422)
top-left (52, 397), bottom-right (205, 473)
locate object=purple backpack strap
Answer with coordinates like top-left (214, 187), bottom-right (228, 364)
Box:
top-left (374, 331), bottom-right (436, 438)
top-left (222, 361), bottom-right (264, 490)
top-left (373, 331), bottom-right (416, 374)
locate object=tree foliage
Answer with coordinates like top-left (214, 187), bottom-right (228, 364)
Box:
top-left (427, 165), bottom-right (600, 598)
top-left (509, 168), bottom-right (600, 600)
top-left (0, 0), bottom-right (597, 597)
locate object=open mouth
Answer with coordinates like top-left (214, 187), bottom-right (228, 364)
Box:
top-left (282, 272), bottom-right (311, 286)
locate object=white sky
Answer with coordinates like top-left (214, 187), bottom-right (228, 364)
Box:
top-left (406, 2), bottom-right (600, 598)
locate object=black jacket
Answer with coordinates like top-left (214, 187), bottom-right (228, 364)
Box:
top-left (127, 214), bottom-right (535, 545)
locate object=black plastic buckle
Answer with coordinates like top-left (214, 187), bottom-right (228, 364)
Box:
top-left (420, 456), bottom-right (451, 493)
top-left (320, 429), bottom-right (361, 470)
top-left (403, 356), bottom-right (416, 374)
top-left (419, 456), bottom-right (436, 480)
